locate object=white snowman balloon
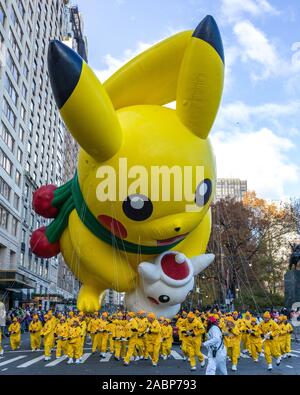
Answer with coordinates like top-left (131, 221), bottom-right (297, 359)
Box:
top-left (125, 251), bottom-right (214, 318)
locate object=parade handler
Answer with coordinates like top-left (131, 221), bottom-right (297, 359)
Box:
top-left (182, 312), bottom-right (206, 370)
top-left (248, 317), bottom-right (262, 362)
top-left (55, 316), bottom-right (69, 358)
top-left (67, 319), bottom-right (82, 364)
top-left (223, 316), bottom-right (240, 371)
top-left (41, 314), bottom-right (55, 361)
top-left (113, 312), bottom-right (126, 360)
top-left (123, 312), bottom-right (139, 365)
top-left (160, 318), bottom-right (173, 359)
top-left (259, 311), bottom-right (281, 370)
top-left (8, 317), bottom-right (21, 351)
top-left (29, 314), bottom-right (42, 351)
top-left (145, 313), bottom-right (162, 367)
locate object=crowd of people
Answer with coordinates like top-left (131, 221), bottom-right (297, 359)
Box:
top-left (0, 307), bottom-right (295, 375)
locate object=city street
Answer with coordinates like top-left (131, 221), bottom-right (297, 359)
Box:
top-left (0, 333), bottom-right (299, 375)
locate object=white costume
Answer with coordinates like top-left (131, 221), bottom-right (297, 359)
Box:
top-left (203, 324), bottom-right (227, 375)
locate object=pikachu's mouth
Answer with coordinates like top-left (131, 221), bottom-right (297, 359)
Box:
top-left (156, 233), bottom-right (189, 246)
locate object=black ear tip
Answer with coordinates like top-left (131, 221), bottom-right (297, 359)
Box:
top-left (192, 15), bottom-right (224, 63)
top-left (48, 40), bottom-right (83, 109)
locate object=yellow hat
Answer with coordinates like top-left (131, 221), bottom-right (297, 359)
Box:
top-left (78, 311), bottom-right (84, 317)
top-left (226, 316), bottom-right (234, 322)
top-left (213, 314), bottom-right (219, 319)
top-left (94, 311), bottom-right (99, 316)
top-left (48, 310), bottom-right (53, 316)
top-left (13, 317), bottom-right (18, 322)
top-left (137, 310), bottom-right (145, 315)
top-left (60, 316), bottom-right (66, 321)
top-left (195, 310), bottom-right (200, 314)
top-left (187, 312), bottom-right (195, 319)
top-left (117, 312), bottom-right (123, 317)
top-left (182, 311), bottom-right (187, 316)
top-left (165, 318), bottom-right (171, 323)
top-left (159, 316), bottom-right (165, 321)
top-left (102, 312), bottom-right (108, 317)
top-left (44, 314), bottom-right (49, 320)
top-left (233, 311), bottom-right (238, 315)
top-left (263, 311), bottom-right (271, 319)
top-left (283, 315), bottom-right (287, 321)
top-left (251, 317), bottom-right (257, 323)
top-left (147, 312), bottom-right (156, 319)
top-left (33, 314), bottom-right (39, 319)
top-left (126, 312), bottom-right (135, 318)
top-left (245, 311), bottom-right (251, 317)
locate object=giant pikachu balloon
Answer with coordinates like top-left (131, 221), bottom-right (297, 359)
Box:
top-left (30, 15), bottom-right (224, 315)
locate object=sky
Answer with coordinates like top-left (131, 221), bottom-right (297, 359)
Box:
top-left (76, 0), bottom-right (300, 201)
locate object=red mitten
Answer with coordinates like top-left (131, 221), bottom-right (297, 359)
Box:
top-left (30, 226), bottom-right (60, 258)
top-left (32, 185), bottom-right (58, 218)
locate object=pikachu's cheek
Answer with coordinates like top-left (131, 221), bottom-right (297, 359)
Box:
top-left (98, 215), bottom-right (128, 239)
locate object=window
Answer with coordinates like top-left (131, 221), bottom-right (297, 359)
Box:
top-left (0, 148), bottom-right (13, 175)
top-left (19, 125), bottom-right (25, 142)
top-left (26, 161), bottom-right (30, 172)
top-left (23, 63), bottom-right (29, 80)
top-left (22, 83), bottom-right (27, 100)
top-left (11, 217), bottom-right (18, 236)
top-left (0, 205), bottom-right (9, 230)
top-left (20, 252), bottom-right (25, 267)
top-left (1, 122), bottom-right (14, 151)
top-left (10, 7), bottom-right (23, 41)
top-left (0, 3), bottom-right (5, 26)
top-left (16, 0), bottom-right (25, 19)
top-left (15, 169), bottom-right (21, 187)
top-left (27, 141), bottom-right (32, 155)
top-left (20, 105), bottom-right (26, 121)
top-left (8, 29), bottom-right (21, 62)
top-left (24, 183), bottom-right (29, 198)
top-left (7, 52), bottom-right (20, 83)
top-left (30, 213), bottom-right (34, 228)
top-left (4, 74), bottom-right (18, 106)
top-left (0, 177), bottom-right (11, 201)
top-left (34, 152), bottom-right (38, 164)
top-left (17, 147), bottom-right (22, 163)
top-left (13, 193), bottom-right (20, 210)
top-left (2, 98), bottom-right (16, 128)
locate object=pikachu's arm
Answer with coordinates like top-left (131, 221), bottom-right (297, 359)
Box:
top-left (176, 208), bottom-right (212, 257)
top-left (104, 30), bottom-right (192, 108)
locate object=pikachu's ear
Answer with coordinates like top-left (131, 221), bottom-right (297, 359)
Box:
top-left (48, 40), bottom-right (122, 162)
top-left (176, 16), bottom-right (224, 139)
top-left (104, 31), bottom-right (192, 109)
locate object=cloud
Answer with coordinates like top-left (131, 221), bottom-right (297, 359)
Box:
top-left (211, 127), bottom-right (299, 200)
top-left (220, 0), bottom-right (279, 23)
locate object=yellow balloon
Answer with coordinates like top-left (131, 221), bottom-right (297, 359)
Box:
top-left (32, 15), bottom-right (224, 313)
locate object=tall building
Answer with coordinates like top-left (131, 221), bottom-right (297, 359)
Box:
top-left (0, 0), bottom-right (86, 309)
top-left (214, 178), bottom-right (247, 202)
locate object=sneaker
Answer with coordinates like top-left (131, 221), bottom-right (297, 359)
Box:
top-left (101, 353), bottom-right (106, 358)
top-left (67, 358), bottom-right (73, 364)
top-left (283, 354), bottom-right (287, 359)
top-left (44, 356), bottom-right (51, 361)
top-left (288, 353), bottom-right (292, 358)
top-left (260, 352), bottom-right (264, 357)
top-left (123, 362), bottom-right (129, 366)
top-left (115, 356), bottom-right (120, 361)
top-left (37, 349), bottom-right (40, 351)
top-left (75, 359), bottom-right (81, 364)
top-left (254, 359), bottom-right (258, 363)
top-left (152, 363), bottom-right (157, 367)
top-left (56, 356), bottom-right (61, 359)
top-left (162, 355), bottom-right (167, 360)
top-left (135, 356), bottom-right (140, 361)
top-left (200, 360), bottom-right (206, 368)
top-left (182, 356), bottom-right (187, 361)
top-left (0, 349), bottom-right (4, 356)
top-left (267, 364), bottom-right (273, 370)
top-left (232, 365), bottom-right (237, 371)
top-left (190, 366), bottom-right (196, 371)
top-left (276, 357), bottom-right (281, 366)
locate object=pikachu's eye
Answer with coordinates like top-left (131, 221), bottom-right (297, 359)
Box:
top-left (122, 194), bottom-right (153, 221)
top-left (195, 179), bottom-right (212, 207)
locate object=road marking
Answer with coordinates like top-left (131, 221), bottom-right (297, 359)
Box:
top-left (46, 355), bottom-right (68, 366)
top-left (0, 355), bottom-right (27, 367)
top-left (291, 350), bottom-right (300, 354)
top-left (171, 350), bottom-right (183, 360)
top-left (1, 368), bottom-right (8, 371)
top-left (286, 365), bottom-right (293, 368)
top-left (80, 353), bottom-right (92, 363)
top-left (17, 355), bottom-right (46, 368)
top-left (100, 353), bottom-right (112, 362)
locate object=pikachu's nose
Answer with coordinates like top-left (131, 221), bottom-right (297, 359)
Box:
top-left (48, 40), bottom-right (83, 109)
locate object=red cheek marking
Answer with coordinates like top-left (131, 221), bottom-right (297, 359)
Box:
top-left (98, 215), bottom-right (128, 239)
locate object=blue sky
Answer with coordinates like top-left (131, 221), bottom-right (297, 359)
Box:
top-left (76, 0), bottom-right (300, 201)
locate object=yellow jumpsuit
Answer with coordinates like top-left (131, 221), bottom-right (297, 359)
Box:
top-left (41, 320), bottom-right (54, 357)
top-left (145, 319), bottom-right (161, 365)
top-left (113, 319), bottom-right (126, 359)
top-left (248, 325), bottom-right (262, 361)
top-left (259, 320), bottom-right (280, 364)
top-left (124, 318), bottom-right (139, 364)
top-left (284, 322), bottom-right (293, 354)
top-left (8, 321), bottom-right (21, 350)
top-left (55, 322), bottom-right (69, 358)
top-left (68, 325), bottom-right (82, 360)
top-left (79, 319), bottom-right (87, 358)
top-left (106, 320), bottom-right (115, 353)
top-left (223, 325), bottom-right (240, 366)
top-left (0, 330), bottom-right (3, 354)
top-left (88, 317), bottom-right (100, 353)
top-left (48, 316), bottom-right (57, 349)
top-left (176, 317), bottom-right (188, 357)
top-left (29, 320), bottom-right (42, 350)
top-left (184, 319), bottom-right (205, 368)
top-left (136, 317), bottom-right (148, 358)
top-left (96, 319), bottom-right (109, 353)
top-left (242, 318), bottom-right (252, 352)
top-left (160, 325), bottom-right (173, 357)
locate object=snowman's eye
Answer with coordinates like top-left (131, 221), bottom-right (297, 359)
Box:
top-left (195, 179), bottom-right (212, 207)
top-left (159, 295), bottom-right (170, 303)
top-left (123, 194), bottom-right (153, 221)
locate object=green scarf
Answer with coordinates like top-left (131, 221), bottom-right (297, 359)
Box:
top-left (45, 173), bottom-right (183, 255)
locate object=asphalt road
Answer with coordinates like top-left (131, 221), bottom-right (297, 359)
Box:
top-left (0, 333), bottom-right (299, 375)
